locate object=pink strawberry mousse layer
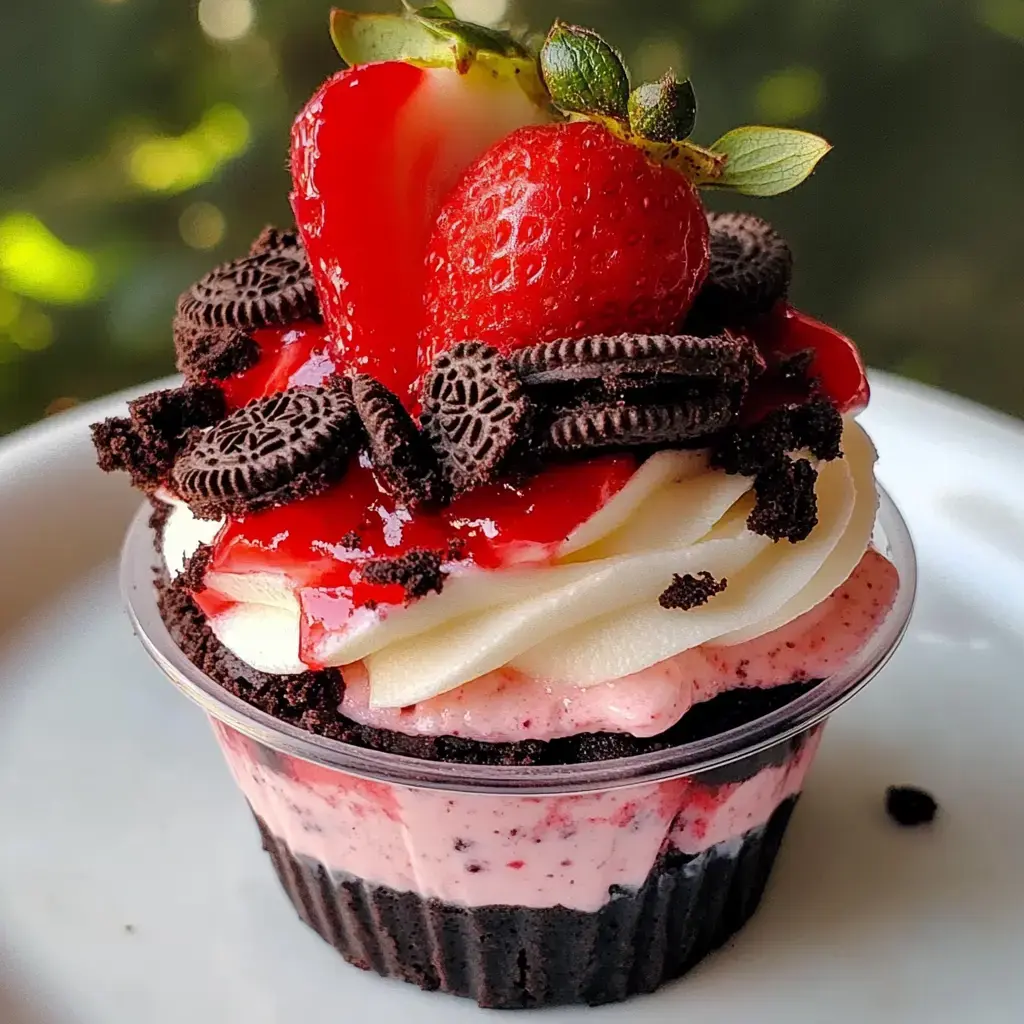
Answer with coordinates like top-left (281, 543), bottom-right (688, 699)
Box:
top-left (339, 549), bottom-right (898, 743)
top-left (214, 722), bottom-right (821, 913)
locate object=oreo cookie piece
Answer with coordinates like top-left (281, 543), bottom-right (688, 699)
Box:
top-left (793, 398), bottom-right (844, 461)
top-left (128, 384), bottom-right (226, 450)
top-left (350, 374), bottom-right (442, 506)
top-left (659, 571), bottom-right (728, 611)
top-left (420, 343), bottom-right (530, 492)
top-left (510, 333), bottom-right (758, 388)
top-left (748, 457), bottom-right (818, 543)
top-left (547, 392), bottom-right (735, 453)
top-left (176, 544), bottom-right (214, 595)
top-left (91, 383), bottom-right (226, 491)
top-left (175, 322), bottom-right (260, 383)
top-left (710, 397), bottom-right (844, 477)
top-left (885, 785), bottom-right (938, 827)
top-left (249, 224), bottom-right (302, 257)
top-left (172, 385), bottom-right (357, 519)
top-left (361, 549), bottom-right (447, 602)
top-left (175, 233), bottom-right (318, 334)
top-left (688, 212), bottom-right (793, 330)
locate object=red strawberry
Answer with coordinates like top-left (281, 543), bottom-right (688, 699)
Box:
top-left (290, 62), bottom-right (545, 400)
top-left (421, 120), bottom-right (710, 360)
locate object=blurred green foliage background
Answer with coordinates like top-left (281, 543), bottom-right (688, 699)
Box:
top-left (1, 0), bottom-right (1021, 435)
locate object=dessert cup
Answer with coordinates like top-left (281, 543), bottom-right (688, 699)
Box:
top-left (121, 486), bottom-right (915, 1008)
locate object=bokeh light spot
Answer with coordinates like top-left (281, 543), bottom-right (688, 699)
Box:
top-left (632, 38), bottom-right (688, 83)
top-left (127, 103), bottom-right (250, 194)
top-left (198, 0), bottom-right (255, 42)
top-left (977, 0), bottom-right (1024, 39)
top-left (196, 103), bottom-right (250, 158)
top-left (755, 67), bottom-right (825, 123)
top-left (0, 214), bottom-right (99, 305)
top-left (692, 0), bottom-right (748, 29)
top-left (0, 290), bottom-right (22, 329)
top-left (10, 308), bottom-right (55, 351)
top-left (451, 0), bottom-right (509, 26)
top-left (180, 202), bottom-right (227, 250)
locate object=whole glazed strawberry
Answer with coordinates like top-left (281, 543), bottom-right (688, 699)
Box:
top-left (290, 3), bottom-right (865, 412)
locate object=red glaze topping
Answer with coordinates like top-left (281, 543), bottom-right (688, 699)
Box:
top-left (200, 454), bottom-right (636, 662)
top-left (221, 321), bottom-right (335, 409)
top-left (757, 304), bottom-right (869, 415)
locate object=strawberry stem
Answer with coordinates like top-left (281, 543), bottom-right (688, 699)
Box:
top-left (329, 6), bottom-right (830, 197)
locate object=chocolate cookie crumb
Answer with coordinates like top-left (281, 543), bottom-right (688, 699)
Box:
top-left (748, 458), bottom-right (819, 543)
top-left (776, 348), bottom-right (815, 385)
top-left (793, 398), bottom-right (844, 461)
top-left (91, 384), bottom-right (226, 491)
top-left (362, 549), bottom-right (447, 602)
top-left (176, 544), bottom-right (213, 595)
top-left (172, 385), bottom-right (358, 519)
top-left (340, 530), bottom-right (362, 550)
top-left (710, 397), bottom-right (843, 478)
top-left (351, 374), bottom-right (442, 505)
top-left (174, 322), bottom-right (260, 382)
top-left (659, 571), bottom-right (728, 610)
top-left (710, 407), bottom-right (796, 477)
top-left (885, 785), bottom-right (938, 827)
top-left (148, 497), bottom-right (172, 535)
top-left (155, 570), bottom-right (346, 726)
top-left (249, 224), bottom-right (302, 257)
top-left (129, 384), bottom-right (226, 449)
top-left (91, 417), bottom-right (161, 489)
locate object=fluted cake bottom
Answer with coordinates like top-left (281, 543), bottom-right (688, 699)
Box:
top-left (254, 795), bottom-right (797, 1008)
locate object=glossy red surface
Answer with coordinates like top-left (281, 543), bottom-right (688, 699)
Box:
top-left (205, 455), bottom-right (636, 661)
top-left (220, 321), bottom-right (335, 409)
top-left (289, 62), bottom-right (436, 402)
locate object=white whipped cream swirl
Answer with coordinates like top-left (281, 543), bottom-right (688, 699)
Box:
top-left (161, 418), bottom-right (879, 709)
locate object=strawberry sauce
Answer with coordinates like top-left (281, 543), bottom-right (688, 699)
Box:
top-left (201, 453), bottom-right (636, 664)
top-left (754, 304), bottom-right (869, 415)
top-left (220, 321), bottom-right (335, 409)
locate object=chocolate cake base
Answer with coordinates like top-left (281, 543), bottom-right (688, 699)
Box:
top-left (255, 796), bottom-right (797, 1009)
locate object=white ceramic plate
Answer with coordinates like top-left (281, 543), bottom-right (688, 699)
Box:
top-left (1, 373), bottom-right (1022, 1024)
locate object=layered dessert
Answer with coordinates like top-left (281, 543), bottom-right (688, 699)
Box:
top-left (96, 6), bottom-right (905, 1009)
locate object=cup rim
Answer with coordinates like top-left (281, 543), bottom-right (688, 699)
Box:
top-left (121, 486), bottom-right (916, 795)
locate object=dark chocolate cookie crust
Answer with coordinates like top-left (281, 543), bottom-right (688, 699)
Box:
top-left (257, 796), bottom-right (798, 1008)
top-left (156, 562), bottom-right (817, 777)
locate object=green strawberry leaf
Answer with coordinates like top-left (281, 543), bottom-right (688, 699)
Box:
top-left (709, 126), bottom-right (832, 196)
top-left (539, 21), bottom-right (630, 120)
top-left (628, 74), bottom-right (697, 143)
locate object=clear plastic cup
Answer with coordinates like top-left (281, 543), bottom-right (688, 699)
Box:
top-left (122, 487), bottom-right (915, 1009)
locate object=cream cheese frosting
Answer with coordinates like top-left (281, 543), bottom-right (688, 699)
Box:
top-left (160, 417), bottom-right (882, 711)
